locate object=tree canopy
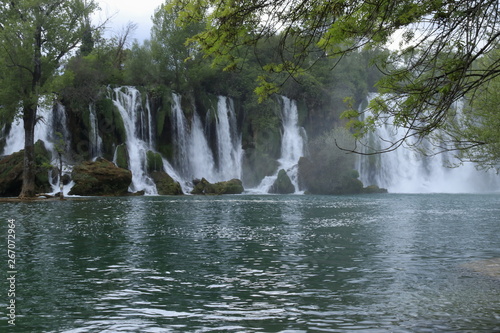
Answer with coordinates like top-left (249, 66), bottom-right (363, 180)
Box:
top-left (170, 0), bottom-right (500, 168)
top-left (0, 0), bottom-right (99, 197)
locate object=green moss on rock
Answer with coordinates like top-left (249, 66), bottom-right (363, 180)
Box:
top-left (361, 185), bottom-right (388, 194)
top-left (269, 169), bottom-right (295, 194)
top-left (0, 140), bottom-right (53, 196)
top-left (151, 171), bottom-right (183, 195)
top-left (115, 144), bottom-right (129, 170)
top-left (146, 151), bottom-right (164, 173)
top-left (191, 178), bottom-right (244, 195)
top-left (69, 158), bottom-right (132, 196)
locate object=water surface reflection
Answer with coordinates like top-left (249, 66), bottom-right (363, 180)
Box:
top-left (0, 194), bottom-right (499, 332)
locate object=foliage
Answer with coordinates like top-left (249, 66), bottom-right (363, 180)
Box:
top-left (170, 0), bottom-right (500, 165)
top-left (150, 1), bottom-right (212, 91)
top-left (438, 48), bottom-right (500, 171)
top-left (124, 40), bottom-right (159, 86)
top-left (0, 0), bottom-right (99, 197)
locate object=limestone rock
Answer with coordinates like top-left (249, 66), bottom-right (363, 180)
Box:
top-left (269, 169), bottom-right (295, 194)
top-left (151, 171), bottom-right (183, 195)
top-left (0, 140), bottom-right (52, 197)
top-left (361, 185), bottom-right (388, 194)
top-left (147, 151), bottom-right (164, 173)
top-left (68, 158), bottom-right (132, 196)
top-left (191, 178), bottom-right (244, 195)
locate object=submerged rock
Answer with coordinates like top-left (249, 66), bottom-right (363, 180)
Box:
top-left (269, 169), bottom-right (295, 194)
top-left (69, 158), bottom-right (132, 196)
top-left (462, 258), bottom-right (500, 278)
top-left (191, 178), bottom-right (244, 195)
top-left (151, 171), bottom-right (183, 195)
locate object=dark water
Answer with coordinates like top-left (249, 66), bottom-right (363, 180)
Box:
top-left (1, 194), bottom-right (499, 332)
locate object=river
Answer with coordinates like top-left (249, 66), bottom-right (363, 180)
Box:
top-left (1, 194), bottom-right (499, 332)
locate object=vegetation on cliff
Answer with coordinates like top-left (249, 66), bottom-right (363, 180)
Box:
top-left (4, 0), bottom-right (497, 195)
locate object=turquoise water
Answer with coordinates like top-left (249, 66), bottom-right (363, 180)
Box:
top-left (1, 194), bottom-right (499, 332)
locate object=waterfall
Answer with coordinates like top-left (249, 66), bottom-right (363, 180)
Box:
top-left (358, 94), bottom-right (500, 193)
top-left (215, 96), bottom-right (243, 180)
top-left (252, 96), bottom-right (306, 193)
top-left (1, 98), bottom-right (76, 195)
top-left (3, 98), bottom-right (56, 156)
top-left (170, 93), bottom-right (243, 184)
top-left (3, 118), bottom-right (24, 156)
top-left (146, 96), bottom-right (155, 148)
top-left (112, 87), bottom-right (157, 195)
top-left (89, 104), bottom-right (103, 159)
top-left (53, 103), bottom-right (70, 147)
top-left (171, 93), bottom-right (191, 178)
top-left (189, 111), bottom-right (217, 180)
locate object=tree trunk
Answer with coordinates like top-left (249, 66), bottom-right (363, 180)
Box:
top-left (19, 25), bottom-right (43, 199)
top-left (19, 105), bottom-right (37, 199)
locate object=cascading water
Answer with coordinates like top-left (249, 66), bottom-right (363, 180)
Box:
top-left (252, 96), bottom-right (306, 193)
top-left (3, 118), bottom-right (25, 156)
top-left (170, 93), bottom-right (243, 184)
top-left (112, 86), bottom-right (157, 195)
top-left (3, 98), bottom-right (57, 156)
top-left (1, 98), bottom-right (76, 194)
top-left (171, 93), bottom-right (191, 178)
top-left (189, 111), bottom-right (217, 180)
top-left (357, 93), bottom-right (500, 193)
top-left (215, 96), bottom-right (243, 180)
top-left (89, 104), bottom-right (103, 159)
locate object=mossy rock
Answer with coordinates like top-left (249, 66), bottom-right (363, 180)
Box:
top-left (241, 148), bottom-right (279, 187)
top-left (336, 176), bottom-right (364, 195)
top-left (34, 140), bottom-right (52, 165)
top-left (362, 185), bottom-right (388, 194)
top-left (269, 169), bottom-right (295, 194)
top-left (0, 141), bottom-right (52, 196)
top-left (191, 178), bottom-right (244, 195)
top-left (69, 158), bottom-right (132, 196)
top-left (147, 151), bottom-right (164, 173)
top-left (33, 140), bottom-right (53, 193)
top-left (0, 152), bottom-right (24, 196)
top-left (218, 178), bottom-right (245, 194)
top-left (150, 171), bottom-right (183, 195)
top-left (96, 98), bottom-right (126, 159)
top-left (114, 144), bottom-right (129, 170)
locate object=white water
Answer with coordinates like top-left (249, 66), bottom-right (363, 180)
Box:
top-left (3, 117), bottom-right (24, 155)
top-left (112, 87), bottom-right (157, 195)
top-left (3, 99), bottom-right (56, 156)
top-left (215, 96), bottom-right (243, 180)
top-left (89, 104), bottom-right (103, 159)
top-left (252, 96), bottom-right (305, 193)
top-left (171, 93), bottom-right (191, 178)
top-left (189, 111), bottom-right (216, 180)
top-left (161, 157), bottom-right (191, 194)
top-left (357, 94), bottom-right (500, 193)
top-left (1, 99), bottom-right (78, 195)
top-left (170, 93), bottom-right (243, 184)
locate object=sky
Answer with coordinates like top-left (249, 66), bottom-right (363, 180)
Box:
top-left (95, 0), bottom-right (165, 42)
top-left (93, 0), bottom-right (405, 48)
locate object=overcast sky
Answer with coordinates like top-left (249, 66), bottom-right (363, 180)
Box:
top-left (95, 0), bottom-right (165, 42)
